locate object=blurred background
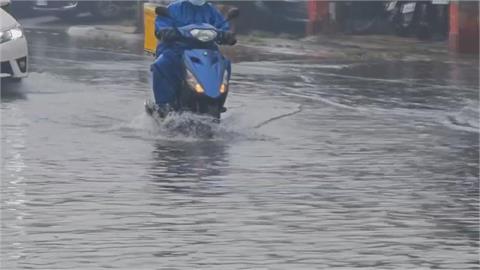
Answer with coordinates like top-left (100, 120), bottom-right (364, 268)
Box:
top-left (7, 0), bottom-right (478, 52)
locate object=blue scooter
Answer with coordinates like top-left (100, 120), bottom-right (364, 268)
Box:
top-left (145, 7), bottom-right (239, 120)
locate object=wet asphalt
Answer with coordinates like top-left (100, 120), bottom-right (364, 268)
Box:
top-left (1, 19), bottom-right (479, 269)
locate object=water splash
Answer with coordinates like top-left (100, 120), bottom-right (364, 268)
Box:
top-left (106, 110), bottom-right (268, 143)
top-left (443, 101), bottom-right (480, 133)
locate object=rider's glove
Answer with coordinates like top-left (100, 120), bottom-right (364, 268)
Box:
top-left (156, 28), bottom-right (179, 42)
top-left (218, 31), bottom-right (237, 46)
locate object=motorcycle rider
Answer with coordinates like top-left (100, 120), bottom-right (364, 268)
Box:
top-left (151, 0), bottom-right (237, 112)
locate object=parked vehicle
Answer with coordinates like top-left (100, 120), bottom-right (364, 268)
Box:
top-left (214, 1), bottom-right (308, 34)
top-left (0, 2), bottom-right (28, 81)
top-left (385, 1), bottom-right (449, 39)
top-left (397, 1), bottom-right (418, 36)
top-left (339, 1), bottom-right (386, 34)
top-left (384, 1), bottom-right (399, 23)
top-left (427, 0), bottom-right (450, 40)
top-left (33, 0), bottom-right (135, 20)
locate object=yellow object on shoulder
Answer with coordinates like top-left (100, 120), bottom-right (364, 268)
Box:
top-left (143, 3), bottom-right (159, 55)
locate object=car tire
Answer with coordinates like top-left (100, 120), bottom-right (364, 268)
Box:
top-left (9, 77), bottom-right (22, 83)
top-left (91, 1), bottom-right (122, 20)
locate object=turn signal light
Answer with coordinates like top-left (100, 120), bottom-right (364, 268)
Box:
top-left (195, 83), bottom-right (204, 94)
top-left (220, 84), bottom-right (227, 94)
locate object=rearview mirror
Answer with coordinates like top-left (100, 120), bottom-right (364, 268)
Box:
top-left (155, 6), bottom-right (170, 17)
top-left (226, 8), bottom-right (240, 21)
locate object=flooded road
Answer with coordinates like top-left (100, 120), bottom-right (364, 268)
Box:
top-left (1, 29), bottom-right (479, 269)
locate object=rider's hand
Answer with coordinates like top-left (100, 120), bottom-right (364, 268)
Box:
top-left (157, 28), bottom-right (179, 42)
top-left (219, 31), bottom-right (237, 46)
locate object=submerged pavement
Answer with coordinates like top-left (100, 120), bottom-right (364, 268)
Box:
top-left (1, 18), bottom-right (479, 269)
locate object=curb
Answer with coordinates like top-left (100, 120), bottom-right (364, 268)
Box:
top-left (67, 26), bottom-right (143, 43)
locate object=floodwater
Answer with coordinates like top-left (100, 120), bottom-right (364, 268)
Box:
top-left (1, 28), bottom-right (479, 269)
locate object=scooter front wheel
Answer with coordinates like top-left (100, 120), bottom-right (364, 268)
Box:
top-left (206, 105), bottom-right (221, 120)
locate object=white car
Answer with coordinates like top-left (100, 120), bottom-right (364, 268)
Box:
top-left (0, 2), bottom-right (28, 80)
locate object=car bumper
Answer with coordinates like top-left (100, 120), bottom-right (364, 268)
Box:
top-left (0, 36), bottom-right (28, 78)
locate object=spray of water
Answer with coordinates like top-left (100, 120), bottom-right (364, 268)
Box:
top-left (109, 109), bottom-right (269, 143)
top-left (444, 100), bottom-right (480, 134)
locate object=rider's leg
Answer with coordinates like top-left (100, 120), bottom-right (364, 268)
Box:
top-left (151, 49), bottom-right (183, 106)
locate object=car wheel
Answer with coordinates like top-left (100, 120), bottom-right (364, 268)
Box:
top-left (91, 1), bottom-right (122, 19)
top-left (8, 77), bottom-right (22, 83)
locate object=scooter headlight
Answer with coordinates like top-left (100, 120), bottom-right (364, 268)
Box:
top-left (186, 69), bottom-right (204, 94)
top-left (0, 26), bottom-right (23, 44)
top-left (190, 29), bottom-right (217, 42)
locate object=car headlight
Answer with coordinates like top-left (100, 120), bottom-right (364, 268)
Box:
top-left (190, 29), bottom-right (217, 42)
top-left (0, 26), bottom-right (23, 44)
top-left (186, 69), bottom-right (204, 94)
top-left (220, 71), bottom-right (229, 94)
